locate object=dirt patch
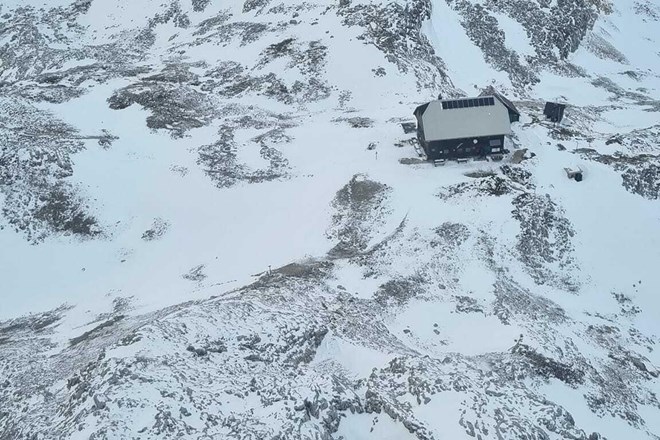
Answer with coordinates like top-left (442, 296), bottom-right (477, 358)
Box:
top-left (142, 217), bottom-right (170, 241)
top-left (183, 265), bottom-right (207, 282)
top-left (454, 296), bottom-right (483, 313)
top-left (500, 165), bottom-right (533, 188)
top-left (464, 170), bottom-right (497, 178)
top-left (69, 315), bottom-right (125, 347)
top-left (0, 306), bottom-right (69, 335)
top-left (108, 81), bottom-right (216, 138)
top-left (438, 175), bottom-right (514, 200)
top-left (31, 185), bottom-right (100, 237)
top-left (512, 193), bottom-right (577, 290)
top-left (197, 116), bottom-right (292, 188)
top-left (374, 275), bottom-right (425, 306)
top-left (331, 116), bottom-right (374, 128)
top-left (431, 222), bottom-right (470, 250)
top-left (327, 175), bottom-right (391, 258)
top-left (272, 261), bottom-right (331, 279)
top-left (512, 343), bottom-right (585, 385)
top-left (493, 277), bottom-right (568, 325)
top-left (399, 158), bottom-right (426, 165)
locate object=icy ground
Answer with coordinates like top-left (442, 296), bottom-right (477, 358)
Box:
top-left (1, 0), bottom-right (660, 438)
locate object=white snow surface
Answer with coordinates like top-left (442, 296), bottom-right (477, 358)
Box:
top-left (1, 0), bottom-right (660, 438)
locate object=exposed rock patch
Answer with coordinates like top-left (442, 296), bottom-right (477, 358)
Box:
top-left (327, 175), bottom-right (391, 258)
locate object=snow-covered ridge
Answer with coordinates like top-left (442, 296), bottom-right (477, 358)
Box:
top-left (1, 0), bottom-right (659, 438)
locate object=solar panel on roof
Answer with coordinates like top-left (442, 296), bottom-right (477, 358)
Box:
top-left (439, 97), bottom-right (496, 110)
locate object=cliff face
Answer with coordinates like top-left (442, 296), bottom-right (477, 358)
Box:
top-left (1, 1), bottom-right (659, 439)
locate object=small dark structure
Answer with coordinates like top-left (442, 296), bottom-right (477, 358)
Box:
top-left (401, 122), bottom-right (416, 134)
top-left (480, 86), bottom-right (520, 123)
top-left (413, 94), bottom-right (514, 161)
top-left (565, 167), bottom-right (583, 182)
top-left (544, 102), bottom-right (566, 123)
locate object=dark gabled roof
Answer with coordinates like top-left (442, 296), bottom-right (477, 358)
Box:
top-left (413, 102), bottom-right (429, 117)
top-left (544, 101), bottom-right (566, 112)
top-left (479, 86), bottom-right (520, 116)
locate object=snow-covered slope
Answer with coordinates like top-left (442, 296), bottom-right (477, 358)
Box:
top-left (1, 0), bottom-right (659, 438)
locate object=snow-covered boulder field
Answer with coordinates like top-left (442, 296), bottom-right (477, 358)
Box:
top-left (1, 0), bottom-right (659, 438)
